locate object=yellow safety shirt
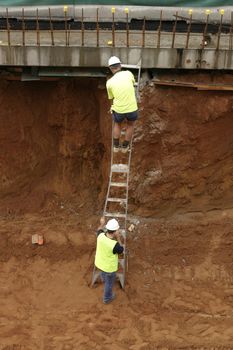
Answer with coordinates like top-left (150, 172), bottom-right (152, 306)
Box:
top-left (106, 70), bottom-right (138, 114)
top-left (95, 232), bottom-right (118, 273)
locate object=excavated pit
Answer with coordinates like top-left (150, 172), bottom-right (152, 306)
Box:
top-left (1, 72), bottom-right (233, 349)
top-left (1, 73), bottom-right (233, 217)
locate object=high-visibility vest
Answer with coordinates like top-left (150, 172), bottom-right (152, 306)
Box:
top-left (95, 232), bottom-right (118, 273)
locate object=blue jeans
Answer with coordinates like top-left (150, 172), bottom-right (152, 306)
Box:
top-left (101, 271), bottom-right (116, 303)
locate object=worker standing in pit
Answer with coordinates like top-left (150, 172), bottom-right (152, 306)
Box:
top-left (106, 56), bottom-right (138, 153)
top-left (95, 216), bottom-right (124, 304)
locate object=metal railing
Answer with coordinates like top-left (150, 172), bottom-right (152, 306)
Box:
top-left (0, 7), bottom-right (232, 50)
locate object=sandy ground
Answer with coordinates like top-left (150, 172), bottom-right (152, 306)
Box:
top-left (1, 210), bottom-right (233, 349)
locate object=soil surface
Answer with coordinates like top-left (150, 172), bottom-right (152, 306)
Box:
top-left (0, 72), bottom-right (233, 349)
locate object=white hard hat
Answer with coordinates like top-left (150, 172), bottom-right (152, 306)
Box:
top-left (108, 56), bottom-right (121, 67)
top-left (106, 218), bottom-right (120, 231)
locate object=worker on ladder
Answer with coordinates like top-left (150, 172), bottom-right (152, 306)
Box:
top-left (107, 56), bottom-right (138, 153)
top-left (94, 216), bottom-right (124, 304)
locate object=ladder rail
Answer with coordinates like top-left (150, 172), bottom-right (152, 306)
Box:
top-left (121, 59), bottom-right (141, 100)
top-left (92, 59), bottom-right (141, 289)
top-left (136, 65), bottom-right (141, 100)
top-left (103, 122), bottom-right (114, 215)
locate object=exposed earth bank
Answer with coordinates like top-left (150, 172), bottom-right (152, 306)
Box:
top-left (1, 73), bottom-right (233, 217)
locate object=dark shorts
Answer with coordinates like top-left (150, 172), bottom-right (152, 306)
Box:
top-left (112, 110), bottom-right (138, 123)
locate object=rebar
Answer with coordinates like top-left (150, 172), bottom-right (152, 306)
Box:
top-left (6, 8), bottom-right (11, 46)
top-left (64, 6), bottom-right (68, 46)
top-left (125, 8), bottom-right (129, 48)
top-left (68, 24), bottom-right (71, 46)
top-left (231, 11), bottom-right (233, 50)
top-left (142, 16), bottom-right (146, 48)
top-left (229, 21), bottom-right (233, 50)
top-left (36, 8), bottom-right (40, 46)
top-left (22, 8), bottom-right (25, 46)
top-left (216, 10), bottom-right (224, 50)
top-left (2, 7), bottom-right (233, 52)
top-left (171, 11), bottom-right (178, 48)
top-left (48, 8), bottom-right (54, 46)
top-left (185, 10), bottom-right (193, 49)
top-left (202, 10), bottom-right (210, 49)
top-left (81, 8), bottom-right (84, 47)
top-left (112, 7), bottom-right (115, 47)
top-left (96, 8), bottom-right (99, 47)
top-left (157, 10), bottom-right (163, 48)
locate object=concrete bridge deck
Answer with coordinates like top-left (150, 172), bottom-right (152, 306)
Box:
top-left (0, 29), bottom-right (232, 70)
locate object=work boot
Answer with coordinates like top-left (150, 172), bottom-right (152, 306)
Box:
top-left (113, 138), bottom-right (120, 153)
top-left (121, 145), bottom-right (129, 153)
top-left (121, 140), bottom-right (130, 153)
top-left (103, 293), bottom-right (116, 304)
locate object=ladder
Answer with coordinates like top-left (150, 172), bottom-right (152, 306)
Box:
top-left (121, 61), bottom-right (141, 100)
top-left (91, 62), bottom-right (141, 289)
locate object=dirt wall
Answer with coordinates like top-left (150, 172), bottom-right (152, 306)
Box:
top-left (0, 79), bottom-right (106, 214)
top-left (0, 73), bottom-right (233, 217)
top-left (131, 73), bottom-right (233, 217)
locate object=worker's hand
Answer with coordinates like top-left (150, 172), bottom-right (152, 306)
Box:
top-left (100, 216), bottom-right (105, 226)
top-left (114, 230), bottom-right (123, 245)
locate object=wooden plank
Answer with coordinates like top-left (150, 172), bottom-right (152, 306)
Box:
top-left (154, 79), bottom-right (194, 88)
top-left (196, 85), bottom-right (233, 91)
top-left (154, 79), bottom-right (233, 91)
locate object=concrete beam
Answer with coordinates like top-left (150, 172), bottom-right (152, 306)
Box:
top-left (0, 46), bottom-right (232, 70)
